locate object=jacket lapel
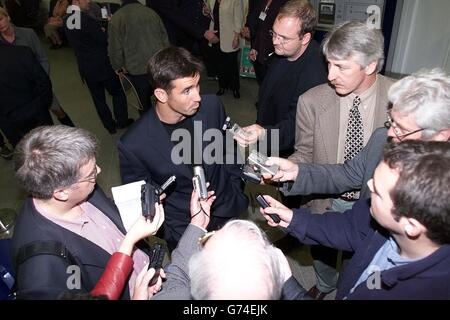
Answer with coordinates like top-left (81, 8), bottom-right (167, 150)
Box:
top-left (317, 89), bottom-right (340, 162)
top-left (146, 107), bottom-right (194, 180)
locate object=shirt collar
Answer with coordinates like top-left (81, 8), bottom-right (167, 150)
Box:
top-left (349, 75), bottom-right (379, 102)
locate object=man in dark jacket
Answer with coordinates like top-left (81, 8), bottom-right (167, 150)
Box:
top-left (118, 47), bottom-right (248, 250)
top-left (234, 0), bottom-right (327, 157)
top-left (65, 0), bottom-right (132, 134)
top-left (0, 44), bottom-right (53, 147)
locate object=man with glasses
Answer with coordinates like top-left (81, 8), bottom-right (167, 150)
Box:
top-left (11, 125), bottom-right (163, 299)
top-left (260, 140), bottom-right (450, 299)
top-left (284, 20), bottom-right (394, 299)
top-left (234, 0), bottom-right (327, 156)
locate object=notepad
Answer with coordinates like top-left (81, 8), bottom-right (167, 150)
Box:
top-left (111, 180), bottom-right (145, 232)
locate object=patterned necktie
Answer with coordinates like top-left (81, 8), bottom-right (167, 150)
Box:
top-left (342, 96), bottom-right (363, 200)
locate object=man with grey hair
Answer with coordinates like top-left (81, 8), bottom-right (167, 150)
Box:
top-left (267, 68), bottom-right (450, 207)
top-left (287, 20), bottom-right (394, 299)
top-left (11, 125), bottom-right (161, 299)
top-left (153, 201), bottom-right (306, 300)
top-left (189, 219), bottom-right (287, 299)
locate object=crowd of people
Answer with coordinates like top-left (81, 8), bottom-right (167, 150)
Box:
top-left (0, 0), bottom-right (449, 300)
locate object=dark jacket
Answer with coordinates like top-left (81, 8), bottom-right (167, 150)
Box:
top-left (256, 40), bottom-right (327, 154)
top-left (64, 10), bottom-right (114, 82)
top-left (148, 0), bottom-right (210, 43)
top-left (11, 187), bottom-right (147, 300)
top-left (118, 95), bottom-right (248, 247)
top-left (288, 199), bottom-right (450, 299)
top-left (0, 45), bottom-right (52, 121)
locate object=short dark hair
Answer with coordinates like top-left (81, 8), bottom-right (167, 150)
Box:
top-left (147, 46), bottom-right (203, 92)
top-left (277, 0), bottom-right (317, 37)
top-left (383, 140), bottom-right (450, 245)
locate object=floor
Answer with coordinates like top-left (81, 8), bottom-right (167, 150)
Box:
top-left (0, 40), bottom-right (336, 299)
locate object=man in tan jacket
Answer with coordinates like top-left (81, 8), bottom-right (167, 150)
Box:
top-left (288, 21), bottom-right (395, 299)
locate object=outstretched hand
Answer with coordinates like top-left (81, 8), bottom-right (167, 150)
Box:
top-left (120, 204), bottom-right (165, 255)
top-left (233, 124), bottom-right (265, 147)
top-left (258, 195), bottom-right (293, 228)
top-left (261, 157), bottom-right (299, 183)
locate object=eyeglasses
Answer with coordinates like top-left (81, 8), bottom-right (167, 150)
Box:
top-left (76, 164), bottom-right (98, 184)
top-left (198, 231), bottom-right (215, 248)
top-left (384, 113), bottom-right (424, 141)
top-left (269, 30), bottom-right (298, 45)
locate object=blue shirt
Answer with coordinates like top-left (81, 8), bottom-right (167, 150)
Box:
top-left (350, 237), bottom-right (421, 294)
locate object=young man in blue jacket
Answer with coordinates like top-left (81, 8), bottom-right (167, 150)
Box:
top-left (259, 140), bottom-right (450, 299)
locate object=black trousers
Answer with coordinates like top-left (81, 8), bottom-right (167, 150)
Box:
top-left (85, 75), bottom-right (128, 131)
top-left (212, 44), bottom-right (240, 91)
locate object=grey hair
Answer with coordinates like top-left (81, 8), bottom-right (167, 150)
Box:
top-left (322, 20), bottom-right (385, 72)
top-left (389, 68), bottom-right (450, 138)
top-left (14, 125), bottom-right (98, 199)
top-left (189, 220), bottom-right (285, 300)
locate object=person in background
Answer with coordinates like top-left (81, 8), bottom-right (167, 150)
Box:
top-left (0, 44), bottom-right (53, 148)
top-left (242, 0), bottom-right (287, 85)
top-left (234, 0), bottom-right (327, 157)
top-left (0, 6), bottom-right (75, 127)
top-left (43, 0), bottom-right (69, 49)
top-left (65, 0), bottom-right (132, 134)
top-left (108, 0), bottom-right (170, 112)
top-left (204, 0), bottom-right (244, 99)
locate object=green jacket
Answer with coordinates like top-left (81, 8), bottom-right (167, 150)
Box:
top-left (107, 3), bottom-right (169, 75)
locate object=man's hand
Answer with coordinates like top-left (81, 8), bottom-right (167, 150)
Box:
top-left (233, 124), bottom-right (265, 147)
top-left (261, 157), bottom-right (299, 182)
top-left (115, 68), bottom-right (127, 76)
top-left (258, 195), bottom-right (293, 228)
top-left (204, 30), bottom-right (219, 44)
top-left (248, 49), bottom-right (258, 61)
top-left (190, 183), bottom-right (216, 229)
